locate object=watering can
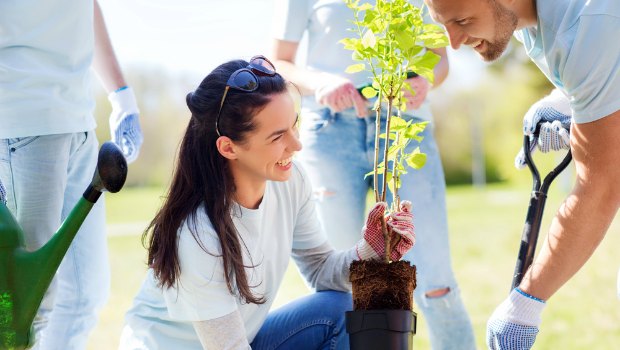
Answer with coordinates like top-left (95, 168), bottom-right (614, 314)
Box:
top-left (0, 141), bottom-right (127, 349)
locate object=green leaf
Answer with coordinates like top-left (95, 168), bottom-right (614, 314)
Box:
top-left (361, 86), bottom-right (378, 98)
top-left (406, 149), bottom-right (427, 169)
top-left (394, 30), bottom-right (415, 51)
top-left (389, 116), bottom-right (409, 131)
top-left (345, 63), bottom-right (366, 74)
top-left (361, 29), bottom-right (377, 48)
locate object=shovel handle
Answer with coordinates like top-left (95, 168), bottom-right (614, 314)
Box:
top-left (510, 124), bottom-right (572, 291)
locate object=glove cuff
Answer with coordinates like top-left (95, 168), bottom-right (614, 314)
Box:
top-left (108, 86), bottom-right (139, 115)
top-left (496, 288), bottom-right (546, 327)
top-left (355, 238), bottom-right (380, 260)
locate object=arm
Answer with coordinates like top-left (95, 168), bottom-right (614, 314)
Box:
top-left (272, 39), bottom-right (368, 117)
top-left (193, 311), bottom-right (251, 350)
top-left (292, 242), bottom-right (357, 291)
top-left (487, 109), bottom-right (620, 348)
top-left (92, 0), bottom-right (126, 93)
top-left (93, 0), bottom-right (143, 163)
top-left (292, 201), bottom-right (414, 290)
top-left (271, 40), bottom-right (326, 96)
top-left (430, 47), bottom-right (449, 87)
top-left (403, 47), bottom-right (448, 110)
top-left (520, 109), bottom-right (620, 300)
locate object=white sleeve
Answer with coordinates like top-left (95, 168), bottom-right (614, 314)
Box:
top-left (271, 0), bottom-right (309, 42)
top-left (162, 214), bottom-right (238, 321)
top-left (291, 163), bottom-right (328, 250)
top-left (193, 311), bottom-right (251, 350)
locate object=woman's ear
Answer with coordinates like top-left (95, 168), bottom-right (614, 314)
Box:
top-left (216, 136), bottom-right (238, 160)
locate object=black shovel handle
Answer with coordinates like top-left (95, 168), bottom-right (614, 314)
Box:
top-left (510, 126), bottom-right (573, 291)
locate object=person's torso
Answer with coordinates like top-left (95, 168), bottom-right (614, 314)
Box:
top-left (0, 0), bottom-right (97, 138)
top-left (126, 164), bottom-right (323, 346)
top-left (299, 0), bottom-right (433, 119)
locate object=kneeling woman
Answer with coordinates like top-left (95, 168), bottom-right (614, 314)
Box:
top-left (120, 56), bottom-right (415, 350)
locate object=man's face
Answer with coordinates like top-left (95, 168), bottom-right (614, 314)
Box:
top-left (424, 0), bottom-right (518, 61)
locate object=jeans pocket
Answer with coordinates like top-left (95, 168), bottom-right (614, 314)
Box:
top-left (302, 108), bottom-right (333, 133)
top-left (7, 136), bottom-right (40, 152)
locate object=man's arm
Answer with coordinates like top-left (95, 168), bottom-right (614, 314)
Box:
top-left (520, 109), bottom-right (620, 300)
top-left (92, 0), bottom-right (126, 92)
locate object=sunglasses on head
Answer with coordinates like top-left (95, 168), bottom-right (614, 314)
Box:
top-left (215, 55), bottom-right (277, 137)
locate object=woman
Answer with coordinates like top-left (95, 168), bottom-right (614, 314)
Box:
top-left (119, 56), bottom-right (415, 350)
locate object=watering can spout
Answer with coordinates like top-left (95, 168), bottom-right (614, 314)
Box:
top-left (0, 141), bottom-right (127, 349)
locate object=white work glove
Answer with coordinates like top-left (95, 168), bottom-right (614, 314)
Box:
top-left (108, 86), bottom-right (143, 164)
top-left (0, 178), bottom-right (6, 205)
top-left (514, 89), bottom-right (572, 169)
top-left (486, 288), bottom-right (546, 350)
top-left (355, 201), bottom-right (415, 261)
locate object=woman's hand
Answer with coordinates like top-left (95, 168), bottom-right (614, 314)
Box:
top-left (355, 201), bottom-right (415, 261)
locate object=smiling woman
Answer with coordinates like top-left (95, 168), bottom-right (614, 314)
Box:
top-left (115, 57), bottom-right (417, 350)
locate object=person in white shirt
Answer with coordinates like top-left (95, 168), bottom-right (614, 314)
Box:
top-left (119, 56), bottom-right (415, 349)
top-left (423, 0), bottom-right (620, 348)
top-left (0, 1), bottom-right (142, 348)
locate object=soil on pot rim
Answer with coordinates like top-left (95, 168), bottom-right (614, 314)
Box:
top-left (349, 260), bottom-right (416, 310)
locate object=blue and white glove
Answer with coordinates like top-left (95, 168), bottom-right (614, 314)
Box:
top-left (0, 178), bottom-right (6, 205)
top-left (514, 89), bottom-right (572, 169)
top-left (108, 86), bottom-right (143, 164)
top-left (486, 288), bottom-right (546, 350)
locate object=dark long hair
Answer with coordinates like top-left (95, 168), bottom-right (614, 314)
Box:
top-left (144, 59), bottom-right (287, 305)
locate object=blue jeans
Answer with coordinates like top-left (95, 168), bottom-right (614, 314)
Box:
top-left (298, 108), bottom-right (476, 350)
top-left (0, 132), bottom-right (109, 350)
top-left (251, 291), bottom-right (351, 350)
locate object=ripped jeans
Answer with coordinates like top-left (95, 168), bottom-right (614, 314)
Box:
top-left (297, 108), bottom-right (476, 349)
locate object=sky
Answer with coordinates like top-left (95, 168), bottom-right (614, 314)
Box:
top-left (99, 0), bottom-right (486, 88)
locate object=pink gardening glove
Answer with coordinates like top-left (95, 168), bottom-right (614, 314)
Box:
top-left (356, 201), bottom-right (415, 261)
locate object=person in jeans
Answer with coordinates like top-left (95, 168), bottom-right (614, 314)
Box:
top-left (271, 1), bottom-right (476, 348)
top-left (0, 0), bottom-right (142, 348)
top-left (119, 57), bottom-right (415, 349)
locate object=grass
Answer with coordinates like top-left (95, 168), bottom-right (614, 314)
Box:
top-left (88, 182), bottom-right (620, 349)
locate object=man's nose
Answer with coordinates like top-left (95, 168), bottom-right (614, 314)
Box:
top-left (445, 24), bottom-right (466, 50)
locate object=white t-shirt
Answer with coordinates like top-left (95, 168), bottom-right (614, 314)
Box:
top-left (514, 0), bottom-right (620, 123)
top-left (272, 0), bottom-right (434, 120)
top-left (122, 163), bottom-right (330, 349)
top-left (0, 0), bottom-right (96, 138)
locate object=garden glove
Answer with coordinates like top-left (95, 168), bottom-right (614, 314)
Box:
top-left (514, 89), bottom-right (572, 169)
top-left (356, 201), bottom-right (415, 261)
top-left (108, 86), bottom-right (143, 164)
top-left (486, 288), bottom-right (546, 350)
top-left (0, 178), bottom-right (6, 205)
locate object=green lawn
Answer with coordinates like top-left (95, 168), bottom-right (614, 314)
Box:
top-left (88, 183), bottom-right (620, 349)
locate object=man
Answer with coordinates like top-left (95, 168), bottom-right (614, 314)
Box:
top-left (0, 0), bottom-right (142, 348)
top-left (423, 0), bottom-right (620, 348)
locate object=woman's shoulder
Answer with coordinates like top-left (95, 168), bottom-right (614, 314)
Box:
top-left (178, 204), bottom-right (221, 253)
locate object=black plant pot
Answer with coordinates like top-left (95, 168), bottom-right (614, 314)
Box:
top-left (346, 309), bottom-right (417, 350)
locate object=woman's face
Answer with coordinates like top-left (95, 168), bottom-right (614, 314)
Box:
top-left (229, 91), bottom-right (302, 186)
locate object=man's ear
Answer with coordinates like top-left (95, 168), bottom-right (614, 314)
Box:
top-left (216, 136), bottom-right (238, 160)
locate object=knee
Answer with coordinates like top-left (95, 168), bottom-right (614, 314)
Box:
top-left (317, 290), bottom-right (353, 315)
top-left (425, 287), bottom-right (450, 299)
top-left (415, 284), bottom-right (465, 312)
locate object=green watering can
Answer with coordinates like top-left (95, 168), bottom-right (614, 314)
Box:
top-left (0, 141), bottom-right (127, 349)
